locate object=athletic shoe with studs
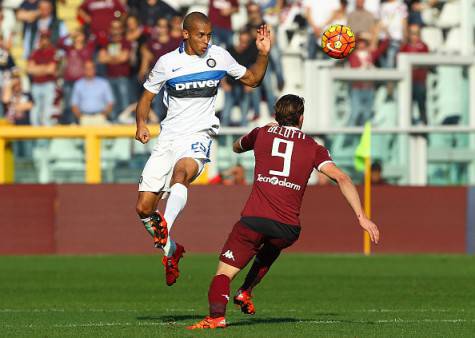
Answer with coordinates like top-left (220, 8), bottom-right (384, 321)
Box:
top-left (186, 316), bottom-right (226, 330)
top-left (162, 243), bottom-right (185, 286)
top-left (233, 289), bottom-right (256, 315)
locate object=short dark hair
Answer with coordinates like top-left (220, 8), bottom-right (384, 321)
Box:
top-left (371, 161), bottom-right (382, 172)
top-left (183, 12), bottom-right (210, 31)
top-left (274, 94), bottom-right (305, 127)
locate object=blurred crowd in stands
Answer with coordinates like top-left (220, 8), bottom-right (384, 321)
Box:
top-left (0, 0), bottom-right (443, 129)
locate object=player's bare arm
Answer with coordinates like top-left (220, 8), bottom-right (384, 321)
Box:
top-left (320, 163), bottom-right (380, 244)
top-left (238, 24), bottom-right (271, 88)
top-left (135, 89), bottom-right (155, 144)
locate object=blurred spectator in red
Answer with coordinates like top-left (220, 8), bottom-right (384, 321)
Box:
top-left (78, 0), bottom-right (126, 44)
top-left (169, 15), bottom-right (183, 41)
top-left (98, 19), bottom-right (131, 121)
top-left (221, 29), bottom-right (256, 126)
top-left (304, 0), bottom-right (340, 59)
top-left (125, 15), bottom-right (146, 103)
top-left (400, 24), bottom-right (429, 125)
top-left (27, 31), bottom-right (57, 126)
top-left (209, 163), bottom-right (247, 185)
top-left (139, 17), bottom-right (178, 121)
top-left (223, 163), bottom-right (247, 185)
top-left (21, 0), bottom-right (68, 58)
top-left (347, 0), bottom-right (377, 37)
top-left (57, 28), bottom-right (95, 124)
top-left (139, 17), bottom-right (177, 81)
top-left (137, 0), bottom-right (178, 29)
top-left (71, 60), bottom-right (114, 125)
top-left (378, 0), bottom-right (407, 68)
top-left (208, 0), bottom-right (239, 47)
top-left (347, 32), bottom-right (388, 128)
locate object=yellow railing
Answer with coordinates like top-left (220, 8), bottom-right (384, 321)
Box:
top-left (0, 125), bottom-right (162, 184)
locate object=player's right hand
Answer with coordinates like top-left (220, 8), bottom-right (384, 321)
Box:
top-left (359, 217), bottom-right (380, 244)
top-left (135, 125), bottom-right (150, 144)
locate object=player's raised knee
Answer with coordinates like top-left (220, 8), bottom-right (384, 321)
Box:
top-left (136, 201), bottom-right (154, 217)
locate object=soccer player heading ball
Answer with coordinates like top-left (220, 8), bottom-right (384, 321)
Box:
top-left (187, 94), bottom-right (380, 329)
top-left (135, 12), bottom-right (271, 286)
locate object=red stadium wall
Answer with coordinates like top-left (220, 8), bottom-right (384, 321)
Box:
top-left (0, 185), bottom-right (467, 254)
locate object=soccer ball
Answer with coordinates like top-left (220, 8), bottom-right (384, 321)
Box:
top-left (321, 24), bottom-right (356, 59)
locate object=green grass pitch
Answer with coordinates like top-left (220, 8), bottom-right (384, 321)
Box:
top-left (1, 254), bottom-right (474, 337)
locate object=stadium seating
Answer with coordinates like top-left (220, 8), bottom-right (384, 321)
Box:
top-left (441, 27), bottom-right (463, 53)
top-left (421, 27), bottom-right (444, 52)
top-left (436, 0), bottom-right (461, 29)
top-left (101, 138), bottom-right (132, 182)
top-left (46, 139), bottom-right (85, 183)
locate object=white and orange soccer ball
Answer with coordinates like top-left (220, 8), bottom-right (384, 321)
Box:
top-left (321, 24), bottom-right (356, 59)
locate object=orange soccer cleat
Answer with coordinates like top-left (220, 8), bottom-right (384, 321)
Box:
top-left (162, 242), bottom-right (185, 286)
top-left (151, 211), bottom-right (168, 248)
top-left (233, 289), bottom-right (256, 315)
top-left (186, 316), bottom-right (226, 330)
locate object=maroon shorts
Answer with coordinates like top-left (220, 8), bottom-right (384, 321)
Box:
top-left (219, 221), bottom-right (297, 269)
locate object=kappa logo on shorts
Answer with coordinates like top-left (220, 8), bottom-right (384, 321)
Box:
top-left (138, 176), bottom-right (143, 184)
top-left (222, 250), bottom-right (235, 261)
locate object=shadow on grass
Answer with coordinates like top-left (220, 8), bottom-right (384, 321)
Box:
top-left (230, 317), bottom-right (378, 327)
top-left (137, 315), bottom-right (200, 322)
top-left (137, 313), bottom-right (375, 327)
top-left (229, 317), bottom-right (305, 326)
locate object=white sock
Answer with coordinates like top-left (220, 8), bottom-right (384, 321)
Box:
top-left (164, 183), bottom-right (188, 232)
top-left (162, 237), bottom-right (176, 257)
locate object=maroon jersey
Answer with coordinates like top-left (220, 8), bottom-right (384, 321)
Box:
top-left (240, 125), bottom-right (333, 226)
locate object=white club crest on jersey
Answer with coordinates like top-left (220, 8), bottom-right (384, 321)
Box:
top-left (222, 250), bottom-right (235, 261)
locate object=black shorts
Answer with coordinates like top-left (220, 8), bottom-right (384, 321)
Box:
top-left (219, 218), bottom-right (300, 269)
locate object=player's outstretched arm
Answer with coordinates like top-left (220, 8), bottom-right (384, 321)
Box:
top-left (135, 89), bottom-right (155, 144)
top-left (238, 24), bottom-right (271, 88)
top-left (320, 163), bottom-right (380, 244)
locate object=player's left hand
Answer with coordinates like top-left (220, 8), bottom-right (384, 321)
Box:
top-left (359, 217), bottom-right (380, 244)
top-left (256, 24), bottom-right (271, 56)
